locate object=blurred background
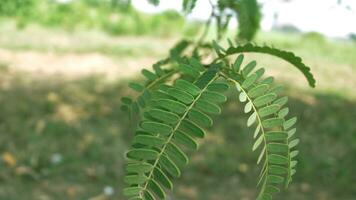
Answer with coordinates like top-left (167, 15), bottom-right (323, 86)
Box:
top-left (0, 0), bottom-right (355, 199)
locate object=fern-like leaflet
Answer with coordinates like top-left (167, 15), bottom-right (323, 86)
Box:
top-left (221, 43), bottom-right (316, 87)
top-left (121, 40), bottom-right (192, 119)
top-left (221, 54), bottom-right (299, 200)
top-left (124, 64), bottom-right (229, 199)
top-left (123, 40), bottom-right (313, 200)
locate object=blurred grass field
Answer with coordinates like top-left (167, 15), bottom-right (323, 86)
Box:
top-left (0, 22), bottom-right (356, 200)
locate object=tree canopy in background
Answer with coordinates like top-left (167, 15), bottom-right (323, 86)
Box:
top-left (0, 0), bottom-right (192, 36)
top-left (0, 0), bottom-right (261, 41)
top-left (148, 0), bottom-right (261, 41)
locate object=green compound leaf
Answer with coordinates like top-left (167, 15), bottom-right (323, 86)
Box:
top-left (123, 44), bottom-right (306, 200)
top-left (227, 60), bottom-right (300, 200)
top-left (123, 66), bottom-right (227, 200)
top-left (224, 43), bottom-right (316, 87)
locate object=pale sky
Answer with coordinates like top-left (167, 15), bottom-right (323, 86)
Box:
top-left (132, 0), bottom-right (356, 38)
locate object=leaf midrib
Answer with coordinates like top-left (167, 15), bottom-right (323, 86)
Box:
top-left (221, 72), bottom-right (270, 198)
top-left (140, 74), bottom-right (219, 197)
top-left (238, 82), bottom-right (270, 193)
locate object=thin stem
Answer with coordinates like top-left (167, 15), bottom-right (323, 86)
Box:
top-left (128, 69), bottom-right (178, 127)
top-left (146, 69), bottom-right (177, 90)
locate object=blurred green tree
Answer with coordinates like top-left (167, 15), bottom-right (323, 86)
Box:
top-left (148, 0), bottom-right (261, 41)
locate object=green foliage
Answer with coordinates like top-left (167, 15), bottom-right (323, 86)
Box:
top-left (231, 56), bottom-right (299, 199)
top-left (0, 0), bottom-right (36, 17)
top-left (149, 0), bottom-right (261, 41)
top-left (121, 40), bottom-right (192, 119)
top-left (1, 0), bottom-right (260, 40)
top-left (2, 24), bottom-right (356, 198)
top-left (183, 0), bottom-right (198, 14)
top-left (222, 43), bottom-right (316, 87)
top-left (218, 0), bottom-right (261, 41)
top-left (0, 0), bottom-right (189, 36)
top-left (1, 1), bottom-right (313, 199)
top-left (124, 64), bottom-right (227, 199)
top-left (122, 36), bottom-right (315, 199)
top-left (235, 0), bottom-right (261, 41)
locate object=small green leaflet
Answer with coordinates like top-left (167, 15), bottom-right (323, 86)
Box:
top-left (233, 54), bottom-right (244, 72)
top-left (247, 112), bottom-right (257, 127)
top-left (253, 134), bottom-right (264, 151)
